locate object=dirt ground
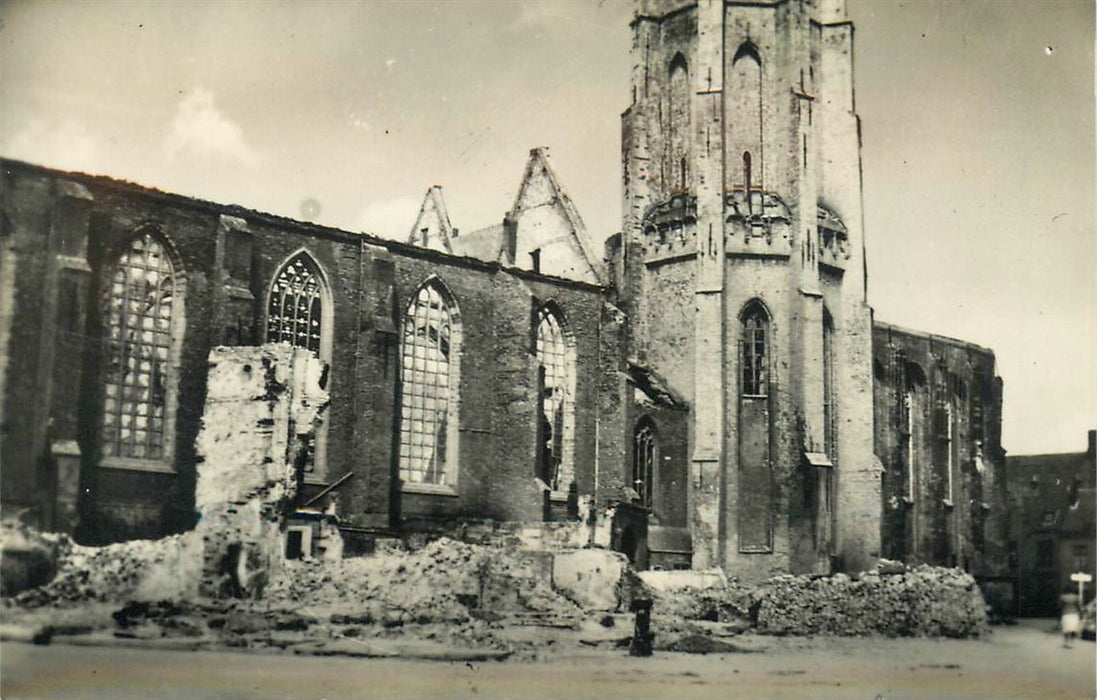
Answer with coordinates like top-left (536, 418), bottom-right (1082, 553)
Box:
top-left (3, 619), bottom-right (1093, 700)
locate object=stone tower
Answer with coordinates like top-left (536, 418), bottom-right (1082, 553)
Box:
top-left (618, 0), bottom-right (879, 578)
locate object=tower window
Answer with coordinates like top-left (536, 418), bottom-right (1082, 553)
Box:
top-left (740, 302), bottom-right (769, 397)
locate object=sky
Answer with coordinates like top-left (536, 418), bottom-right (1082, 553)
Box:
top-left (1, 0), bottom-right (1093, 455)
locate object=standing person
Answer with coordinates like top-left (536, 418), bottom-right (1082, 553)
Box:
top-left (1060, 586), bottom-right (1081, 648)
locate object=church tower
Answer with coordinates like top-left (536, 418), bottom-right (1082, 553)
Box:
top-left (619, 0), bottom-right (879, 578)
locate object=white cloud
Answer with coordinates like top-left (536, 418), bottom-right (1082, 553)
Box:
top-left (5, 118), bottom-right (99, 173)
top-left (356, 196), bottom-right (420, 240)
top-left (164, 88), bottom-right (260, 167)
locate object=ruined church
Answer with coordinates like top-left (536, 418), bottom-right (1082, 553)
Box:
top-left (0, 0), bottom-right (1010, 590)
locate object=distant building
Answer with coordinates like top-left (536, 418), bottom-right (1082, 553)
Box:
top-left (1008, 431), bottom-right (1097, 616)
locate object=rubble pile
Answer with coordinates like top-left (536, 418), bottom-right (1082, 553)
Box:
top-left (753, 566), bottom-right (987, 637)
top-left (648, 582), bottom-right (755, 624)
top-left (1, 520), bottom-right (62, 597)
top-left (266, 537), bottom-right (579, 625)
top-left (13, 532), bottom-right (201, 608)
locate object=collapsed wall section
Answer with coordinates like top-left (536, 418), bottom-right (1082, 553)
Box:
top-left (195, 345), bottom-right (329, 598)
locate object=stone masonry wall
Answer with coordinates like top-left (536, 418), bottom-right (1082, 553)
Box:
top-left (195, 345), bottom-right (328, 599)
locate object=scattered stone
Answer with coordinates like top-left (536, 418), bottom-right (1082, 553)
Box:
top-left (660, 634), bottom-right (759, 654)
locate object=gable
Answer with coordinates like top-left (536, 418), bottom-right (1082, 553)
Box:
top-left (407, 186), bottom-right (454, 253)
top-left (508, 148), bottom-right (603, 284)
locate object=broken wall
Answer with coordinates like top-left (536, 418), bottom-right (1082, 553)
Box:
top-left (872, 322), bottom-right (1008, 585)
top-left (195, 344), bottom-right (328, 598)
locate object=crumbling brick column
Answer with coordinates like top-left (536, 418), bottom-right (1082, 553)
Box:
top-left (194, 345), bottom-right (328, 599)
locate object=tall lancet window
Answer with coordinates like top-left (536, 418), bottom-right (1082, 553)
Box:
top-left (399, 279), bottom-right (461, 487)
top-left (266, 250), bottom-right (332, 474)
top-left (730, 42), bottom-right (763, 197)
top-left (100, 229), bottom-right (183, 465)
top-left (633, 418), bottom-right (658, 509)
top-left (820, 308), bottom-right (837, 553)
top-left (741, 303), bottom-right (769, 397)
top-left (738, 299), bottom-right (773, 551)
top-left (823, 309), bottom-right (837, 461)
top-left (536, 304), bottom-right (575, 492)
top-left (667, 53), bottom-right (690, 193)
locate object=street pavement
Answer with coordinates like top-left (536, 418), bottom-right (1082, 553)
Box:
top-left (2, 619), bottom-right (1093, 699)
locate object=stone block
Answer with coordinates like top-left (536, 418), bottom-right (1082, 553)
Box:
top-left (551, 548), bottom-right (629, 611)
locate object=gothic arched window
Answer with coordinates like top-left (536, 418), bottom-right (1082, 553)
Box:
top-left (399, 279), bottom-right (461, 486)
top-left (823, 309), bottom-right (836, 460)
top-left (740, 301), bottom-right (769, 397)
top-left (100, 229), bottom-right (183, 464)
top-left (633, 418), bottom-right (658, 508)
top-left (731, 41), bottom-right (763, 197)
top-left (667, 53), bottom-right (690, 193)
top-left (266, 250), bottom-right (332, 475)
top-left (536, 304), bottom-right (575, 492)
top-left (267, 252), bottom-right (328, 357)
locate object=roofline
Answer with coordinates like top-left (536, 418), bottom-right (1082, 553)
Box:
top-left (873, 319), bottom-right (996, 358)
top-left (1006, 451), bottom-right (1094, 462)
top-left (2, 157), bottom-right (610, 295)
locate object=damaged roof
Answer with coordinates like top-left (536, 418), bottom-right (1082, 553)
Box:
top-left (627, 361), bottom-right (687, 410)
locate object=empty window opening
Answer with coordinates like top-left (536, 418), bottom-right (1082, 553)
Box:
top-left (399, 281), bottom-right (460, 486)
top-left (633, 418), bottom-right (657, 508)
top-left (535, 305), bottom-right (574, 492)
top-left (100, 230), bottom-right (179, 462)
top-left (903, 390), bottom-right (916, 500)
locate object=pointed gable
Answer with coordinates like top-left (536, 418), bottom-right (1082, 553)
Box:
top-left (504, 148), bottom-right (604, 284)
top-left (407, 186), bottom-right (456, 253)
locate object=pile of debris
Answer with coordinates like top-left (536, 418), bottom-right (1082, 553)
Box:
top-left (754, 565), bottom-right (987, 637)
top-left (639, 562), bottom-right (987, 639)
top-left (266, 537), bottom-right (579, 626)
top-left (1, 520), bottom-right (63, 597)
top-left (12, 532), bottom-right (200, 608)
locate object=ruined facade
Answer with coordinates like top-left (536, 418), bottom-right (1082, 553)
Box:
top-left (872, 323), bottom-right (1010, 601)
top-left (0, 0), bottom-right (1009, 586)
top-left (0, 159), bottom-right (635, 547)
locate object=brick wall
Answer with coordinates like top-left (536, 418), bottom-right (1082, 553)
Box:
top-left (0, 159), bottom-right (620, 543)
top-left (872, 322), bottom-right (1008, 581)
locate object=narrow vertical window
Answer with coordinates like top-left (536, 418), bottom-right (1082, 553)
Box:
top-left (738, 299), bottom-right (773, 551)
top-left (100, 230), bottom-right (181, 464)
top-left (536, 305), bottom-right (574, 492)
top-left (903, 390), bottom-right (915, 500)
top-left (667, 53), bottom-right (690, 194)
top-left (741, 303), bottom-right (769, 396)
top-left (821, 309), bottom-right (837, 552)
top-left (730, 42), bottom-right (763, 197)
top-left (823, 310), bottom-right (836, 460)
top-left (944, 402), bottom-right (954, 503)
top-left (633, 418), bottom-right (657, 508)
top-left (399, 280), bottom-right (460, 486)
